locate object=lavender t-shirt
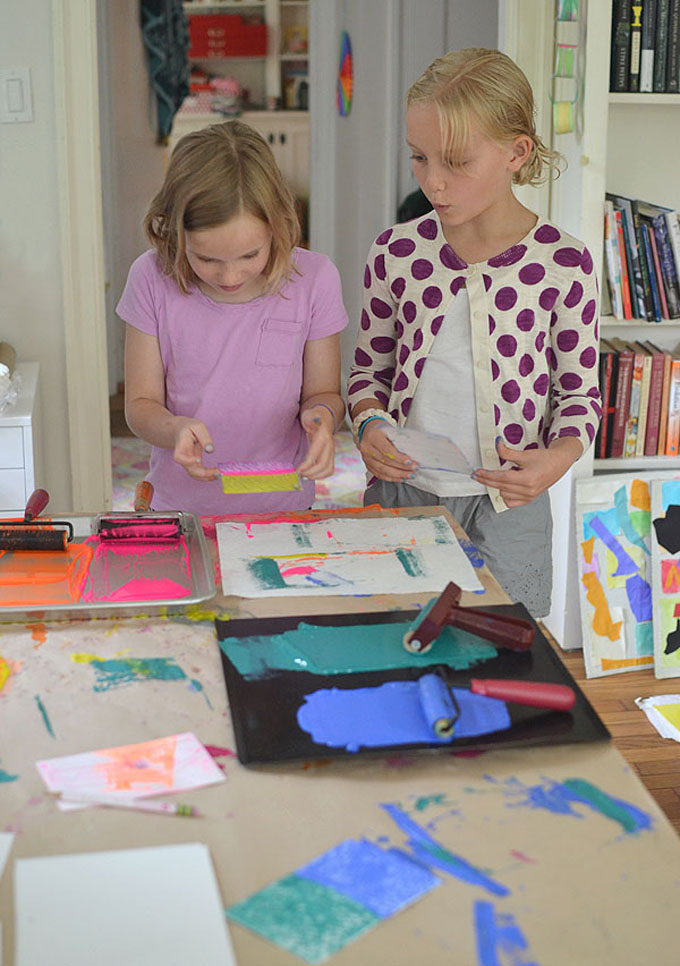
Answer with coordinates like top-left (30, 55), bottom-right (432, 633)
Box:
top-left (116, 248), bottom-right (348, 516)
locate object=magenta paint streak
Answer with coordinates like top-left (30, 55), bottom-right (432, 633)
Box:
top-left (80, 535), bottom-right (192, 603)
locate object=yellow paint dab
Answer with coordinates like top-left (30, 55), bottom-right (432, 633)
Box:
top-left (601, 656), bottom-right (654, 670)
top-left (0, 657), bottom-right (10, 692)
top-left (581, 572), bottom-right (622, 642)
top-left (655, 703), bottom-right (680, 730)
top-left (630, 479), bottom-right (650, 511)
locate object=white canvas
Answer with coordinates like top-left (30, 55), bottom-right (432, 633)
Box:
top-left (15, 842), bottom-right (236, 966)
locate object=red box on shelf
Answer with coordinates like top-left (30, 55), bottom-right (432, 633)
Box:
top-left (188, 14), bottom-right (267, 58)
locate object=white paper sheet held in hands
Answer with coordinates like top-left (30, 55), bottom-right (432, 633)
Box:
top-left (14, 842), bottom-right (237, 966)
top-left (217, 513), bottom-right (483, 598)
top-left (383, 425), bottom-right (475, 478)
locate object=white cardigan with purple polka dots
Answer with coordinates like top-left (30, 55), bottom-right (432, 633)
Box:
top-left (348, 213), bottom-right (602, 508)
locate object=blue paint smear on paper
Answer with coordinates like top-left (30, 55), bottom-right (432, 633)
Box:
top-left (297, 838), bottom-right (440, 918)
top-left (662, 481), bottom-right (680, 512)
top-left (474, 900), bottom-right (538, 966)
top-left (297, 680), bottom-right (510, 751)
top-left (635, 620), bottom-right (654, 657)
top-left (588, 516), bottom-right (639, 576)
top-left (489, 776), bottom-right (652, 835)
top-left (583, 507), bottom-right (619, 541)
top-left (459, 538), bottom-right (486, 568)
top-left (381, 802), bottom-right (509, 896)
top-left (614, 486), bottom-right (650, 555)
top-left (625, 574), bottom-right (652, 623)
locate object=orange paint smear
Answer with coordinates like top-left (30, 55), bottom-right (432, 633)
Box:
top-left (27, 623), bottom-right (47, 648)
top-left (97, 734), bottom-right (178, 792)
top-left (630, 479), bottom-right (651, 512)
top-left (661, 559), bottom-right (680, 594)
top-left (581, 536), bottom-right (595, 565)
top-left (601, 656), bottom-right (654, 670)
top-left (0, 543), bottom-right (93, 607)
top-left (581, 571), bottom-right (622, 642)
top-left (200, 504), bottom-right (394, 540)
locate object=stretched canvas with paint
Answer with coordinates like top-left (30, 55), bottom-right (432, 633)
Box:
top-left (650, 478), bottom-right (680, 678)
top-left (574, 474), bottom-right (680, 678)
top-left (216, 514), bottom-right (483, 598)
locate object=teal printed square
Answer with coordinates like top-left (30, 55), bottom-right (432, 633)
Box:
top-left (226, 873), bottom-right (379, 963)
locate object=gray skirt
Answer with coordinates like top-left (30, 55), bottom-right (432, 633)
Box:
top-left (364, 481), bottom-right (553, 619)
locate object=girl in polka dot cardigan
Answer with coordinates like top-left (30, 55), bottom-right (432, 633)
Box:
top-left (347, 49), bottom-right (601, 617)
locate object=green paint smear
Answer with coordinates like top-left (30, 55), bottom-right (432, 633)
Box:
top-left (291, 523), bottom-right (312, 547)
top-left (220, 621), bottom-right (497, 679)
top-left (413, 793), bottom-right (448, 811)
top-left (629, 510), bottom-right (651, 539)
top-left (34, 694), bottom-right (55, 738)
top-left (226, 873), bottom-right (378, 964)
top-left (395, 548), bottom-right (425, 577)
top-left (0, 767), bottom-right (18, 783)
top-left (86, 657), bottom-right (187, 691)
top-left (563, 778), bottom-right (651, 834)
top-left (248, 556), bottom-right (287, 589)
top-left (433, 518), bottom-right (454, 544)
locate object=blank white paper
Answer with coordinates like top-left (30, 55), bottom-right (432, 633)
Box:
top-left (15, 842), bottom-right (237, 966)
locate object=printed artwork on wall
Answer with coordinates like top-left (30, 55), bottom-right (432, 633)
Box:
top-left (650, 479), bottom-right (680, 678)
top-left (575, 473), bottom-right (680, 678)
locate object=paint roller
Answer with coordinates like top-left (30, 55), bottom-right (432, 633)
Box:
top-left (94, 510), bottom-right (185, 543)
top-left (403, 581), bottom-right (535, 655)
top-left (417, 671), bottom-right (576, 740)
top-left (0, 489), bottom-right (74, 551)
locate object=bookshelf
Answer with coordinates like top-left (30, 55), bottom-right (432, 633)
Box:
top-left (583, 3), bottom-right (680, 472)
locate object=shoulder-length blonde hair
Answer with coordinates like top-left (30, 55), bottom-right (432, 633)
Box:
top-left (408, 48), bottom-right (562, 186)
top-left (145, 120), bottom-right (301, 295)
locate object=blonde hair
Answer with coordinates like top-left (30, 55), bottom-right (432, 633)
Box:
top-left (145, 120), bottom-right (301, 295)
top-left (408, 48), bottom-right (562, 186)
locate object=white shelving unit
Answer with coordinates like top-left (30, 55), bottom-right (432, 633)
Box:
top-left (581, 3), bottom-right (680, 474)
top-left (0, 363), bottom-right (42, 518)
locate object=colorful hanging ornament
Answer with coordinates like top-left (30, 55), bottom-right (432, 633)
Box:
top-left (550, 0), bottom-right (581, 135)
top-left (337, 31), bottom-right (353, 117)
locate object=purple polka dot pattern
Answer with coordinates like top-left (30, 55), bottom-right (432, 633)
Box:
top-left (495, 287), bottom-right (518, 311)
top-left (389, 238), bottom-right (416, 258)
top-left (497, 334), bottom-right (517, 357)
top-left (517, 308), bottom-right (535, 332)
top-left (391, 277), bottom-right (406, 298)
top-left (417, 218), bottom-right (438, 240)
top-left (412, 258), bottom-right (434, 280)
top-left (519, 263), bottom-right (546, 285)
top-left (347, 213), bottom-right (601, 460)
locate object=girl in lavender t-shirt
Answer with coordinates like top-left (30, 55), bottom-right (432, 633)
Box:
top-left (117, 121), bottom-right (347, 517)
top-left (347, 50), bottom-right (601, 616)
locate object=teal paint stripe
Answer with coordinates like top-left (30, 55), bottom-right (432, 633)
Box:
top-left (248, 557), bottom-right (287, 589)
top-left (395, 548), bottom-right (425, 577)
top-left (34, 694), bottom-right (55, 738)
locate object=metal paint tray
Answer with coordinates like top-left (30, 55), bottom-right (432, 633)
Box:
top-left (0, 511), bottom-right (216, 623)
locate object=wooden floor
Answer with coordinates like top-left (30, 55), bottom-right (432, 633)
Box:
top-left (548, 637), bottom-right (680, 834)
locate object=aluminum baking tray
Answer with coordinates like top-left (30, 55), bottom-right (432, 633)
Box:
top-left (0, 511), bottom-right (216, 623)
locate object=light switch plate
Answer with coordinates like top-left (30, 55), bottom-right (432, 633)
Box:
top-left (0, 67), bottom-right (33, 123)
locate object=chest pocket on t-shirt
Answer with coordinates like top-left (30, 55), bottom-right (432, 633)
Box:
top-left (255, 319), bottom-right (302, 367)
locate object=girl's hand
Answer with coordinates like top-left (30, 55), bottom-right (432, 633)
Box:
top-left (359, 420), bottom-right (418, 482)
top-left (472, 437), bottom-right (583, 507)
top-left (297, 409), bottom-right (335, 479)
top-left (172, 418), bottom-right (219, 481)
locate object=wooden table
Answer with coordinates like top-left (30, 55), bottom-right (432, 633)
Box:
top-left (1, 506), bottom-right (680, 965)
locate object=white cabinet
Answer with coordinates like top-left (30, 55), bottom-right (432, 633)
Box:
top-left (168, 109), bottom-right (309, 198)
top-left (0, 362), bottom-right (42, 517)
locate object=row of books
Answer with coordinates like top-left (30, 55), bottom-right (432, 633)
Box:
top-left (603, 194), bottom-right (680, 321)
top-left (611, 1), bottom-right (680, 93)
top-left (597, 337), bottom-right (680, 459)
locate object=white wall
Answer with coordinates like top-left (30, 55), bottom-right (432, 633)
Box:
top-left (98, 0), bottom-right (168, 391)
top-left (0, 1), bottom-right (71, 509)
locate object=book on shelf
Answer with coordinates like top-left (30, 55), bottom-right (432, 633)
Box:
top-left (668, 0), bottom-right (680, 92)
top-left (629, 1), bottom-right (643, 91)
top-left (607, 338), bottom-right (635, 457)
top-left (657, 348), bottom-right (674, 455)
top-left (636, 200), bottom-right (680, 319)
top-left (640, 0), bottom-right (657, 92)
top-left (633, 341), bottom-right (653, 455)
top-left (624, 341), bottom-right (646, 456)
top-left (611, 1), bottom-right (632, 92)
top-left (666, 354), bottom-right (680, 455)
top-left (614, 209), bottom-right (634, 319)
top-left (654, 0), bottom-right (671, 91)
top-left (639, 220), bottom-right (663, 320)
top-left (641, 340), bottom-right (667, 454)
top-left (604, 200), bottom-right (625, 318)
top-left (597, 338), bottom-right (620, 458)
top-left (645, 220), bottom-right (670, 318)
top-left (607, 193), bottom-right (645, 319)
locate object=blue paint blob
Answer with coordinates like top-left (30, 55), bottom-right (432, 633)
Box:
top-left (474, 900), bottom-right (538, 966)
